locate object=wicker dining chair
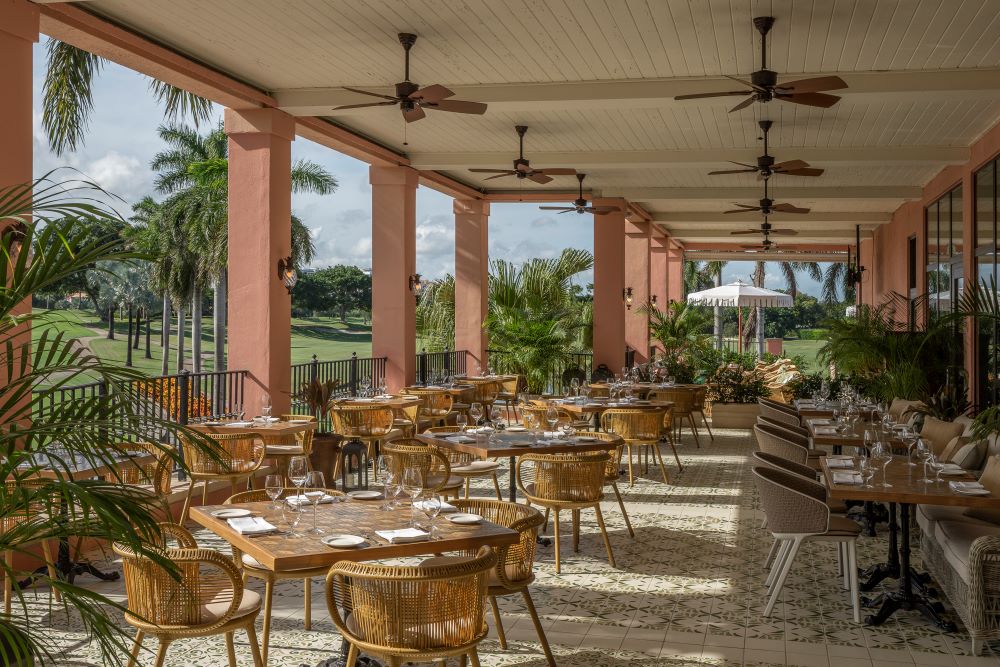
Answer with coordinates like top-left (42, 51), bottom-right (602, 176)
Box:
top-left (1, 480), bottom-right (61, 614)
top-left (325, 547), bottom-right (496, 667)
top-left (467, 379), bottom-right (501, 414)
top-left (692, 386), bottom-right (715, 442)
top-left (381, 439), bottom-right (463, 498)
top-left (516, 451), bottom-right (615, 573)
top-left (179, 432), bottom-right (265, 524)
top-left (423, 426), bottom-right (503, 500)
top-left (648, 388), bottom-right (701, 447)
top-left (752, 466), bottom-right (861, 623)
top-left (225, 487), bottom-right (344, 664)
top-left (586, 383), bottom-right (610, 399)
top-left (391, 399), bottom-right (421, 438)
top-left (757, 399), bottom-right (802, 428)
top-left (575, 431), bottom-right (635, 539)
top-left (495, 375), bottom-right (526, 423)
top-left (601, 408), bottom-right (674, 486)
top-left (106, 441), bottom-right (174, 495)
top-left (330, 404), bottom-right (404, 476)
top-left (429, 499), bottom-right (555, 667)
top-left (115, 523), bottom-right (264, 667)
top-left (754, 424), bottom-right (822, 470)
top-left (757, 415), bottom-right (810, 439)
top-left (257, 414), bottom-right (317, 483)
top-left (402, 388), bottom-right (454, 429)
top-left (520, 404), bottom-right (590, 430)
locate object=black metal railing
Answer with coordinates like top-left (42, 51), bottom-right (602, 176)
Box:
top-left (290, 353), bottom-right (388, 429)
top-left (415, 348), bottom-right (467, 385)
top-left (486, 349), bottom-right (594, 395)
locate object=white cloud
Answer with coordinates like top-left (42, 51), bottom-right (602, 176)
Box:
top-left (530, 216), bottom-right (557, 227)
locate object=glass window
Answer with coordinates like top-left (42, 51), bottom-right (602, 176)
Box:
top-left (976, 159), bottom-right (997, 406)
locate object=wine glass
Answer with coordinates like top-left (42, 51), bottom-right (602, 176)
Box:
top-left (469, 403), bottom-right (483, 427)
top-left (288, 455), bottom-right (309, 509)
top-left (402, 468), bottom-right (424, 526)
top-left (870, 442), bottom-right (892, 488)
top-left (570, 377), bottom-right (581, 397)
top-left (545, 405), bottom-right (559, 434)
top-left (914, 439), bottom-right (932, 483)
top-left (902, 426), bottom-right (918, 466)
top-left (280, 503), bottom-right (302, 538)
top-left (490, 405), bottom-right (503, 429)
top-left (859, 457), bottom-right (876, 488)
top-left (419, 493), bottom-right (442, 538)
top-left (376, 380), bottom-right (387, 397)
top-left (524, 411), bottom-right (540, 441)
top-left (580, 385), bottom-right (591, 402)
top-left (456, 413), bottom-right (468, 432)
top-left (560, 423), bottom-right (576, 440)
top-left (383, 471), bottom-right (402, 511)
top-left (304, 470), bottom-right (326, 534)
top-left (265, 474), bottom-right (283, 510)
top-left (262, 396), bottom-right (272, 420)
top-left (360, 375), bottom-right (372, 397)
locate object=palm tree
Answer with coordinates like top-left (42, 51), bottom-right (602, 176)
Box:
top-left (822, 262), bottom-right (856, 304)
top-left (41, 40), bottom-right (212, 156)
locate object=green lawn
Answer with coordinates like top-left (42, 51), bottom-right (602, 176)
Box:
top-left (780, 339), bottom-right (826, 374)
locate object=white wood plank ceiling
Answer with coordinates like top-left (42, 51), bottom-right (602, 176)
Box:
top-left (79, 0), bottom-right (1000, 247)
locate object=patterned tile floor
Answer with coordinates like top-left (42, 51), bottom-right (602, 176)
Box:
top-left (38, 428), bottom-right (1000, 666)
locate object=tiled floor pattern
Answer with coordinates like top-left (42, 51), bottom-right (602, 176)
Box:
top-left (35, 428), bottom-right (1000, 666)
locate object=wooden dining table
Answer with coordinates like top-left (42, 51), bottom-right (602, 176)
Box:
top-left (552, 398), bottom-right (674, 429)
top-left (822, 457), bottom-right (1000, 629)
top-left (805, 417), bottom-right (907, 452)
top-left (190, 418), bottom-right (317, 443)
top-left (417, 430), bottom-right (621, 503)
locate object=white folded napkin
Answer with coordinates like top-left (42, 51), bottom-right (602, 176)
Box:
top-left (285, 492), bottom-right (337, 506)
top-left (809, 419), bottom-right (831, 425)
top-left (413, 499), bottom-right (457, 513)
top-left (375, 528), bottom-right (430, 544)
top-left (352, 398), bottom-right (376, 403)
top-left (832, 471), bottom-right (863, 485)
top-left (950, 481), bottom-right (990, 495)
top-left (814, 427), bottom-right (839, 435)
top-left (227, 517), bottom-right (278, 535)
top-left (446, 435), bottom-right (476, 443)
top-left (224, 421), bottom-right (253, 427)
top-left (826, 458), bottom-right (854, 469)
top-left (543, 431), bottom-right (565, 438)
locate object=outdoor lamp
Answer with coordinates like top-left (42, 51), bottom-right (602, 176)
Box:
top-left (408, 273), bottom-right (424, 295)
top-left (277, 257), bottom-right (297, 294)
top-left (623, 287), bottom-right (633, 309)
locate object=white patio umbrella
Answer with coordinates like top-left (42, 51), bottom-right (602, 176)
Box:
top-left (686, 279), bottom-right (793, 353)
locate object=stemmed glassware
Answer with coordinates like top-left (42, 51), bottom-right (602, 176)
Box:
top-left (419, 493), bottom-right (442, 538)
top-left (859, 457), bottom-right (876, 488)
top-left (870, 442), bottom-right (892, 488)
top-left (280, 503), bottom-right (301, 538)
top-left (288, 455), bottom-right (309, 510)
top-left (490, 405), bottom-right (503, 430)
top-left (304, 470), bottom-right (326, 534)
top-left (401, 468), bottom-right (424, 527)
top-left (570, 377), bottom-right (581, 397)
top-left (456, 413), bottom-right (468, 432)
top-left (524, 411), bottom-right (541, 442)
top-left (914, 439), bottom-right (933, 483)
top-left (360, 375), bottom-right (372, 397)
top-left (265, 474), bottom-right (283, 510)
top-left (469, 403), bottom-right (483, 427)
top-left (902, 427), bottom-right (918, 466)
top-left (545, 405), bottom-right (559, 433)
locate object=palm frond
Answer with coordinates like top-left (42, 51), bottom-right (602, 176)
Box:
top-left (41, 40), bottom-right (104, 156)
top-left (149, 80), bottom-right (214, 128)
top-left (291, 159), bottom-right (339, 195)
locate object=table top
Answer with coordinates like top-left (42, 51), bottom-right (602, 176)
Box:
top-left (191, 498), bottom-right (518, 571)
top-left (27, 450), bottom-right (159, 479)
top-left (794, 399), bottom-right (877, 418)
top-left (554, 399), bottom-right (674, 415)
top-left (335, 395), bottom-right (421, 408)
top-left (417, 430), bottom-right (621, 457)
top-left (190, 420), bottom-right (317, 438)
top-left (805, 418), bottom-right (905, 448)
top-left (404, 384), bottom-right (474, 396)
top-left (821, 458), bottom-right (1000, 507)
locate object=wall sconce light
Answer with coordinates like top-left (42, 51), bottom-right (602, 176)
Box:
top-left (623, 287), bottom-right (634, 310)
top-left (277, 257), bottom-right (297, 294)
top-left (408, 273), bottom-right (424, 296)
top-left (651, 294), bottom-right (658, 306)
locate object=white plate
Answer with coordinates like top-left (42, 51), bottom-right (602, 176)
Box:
top-left (505, 426), bottom-right (527, 432)
top-left (323, 534), bottom-right (366, 549)
top-left (212, 508), bottom-right (252, 519)
top-left (203, 421), bottom-right (223, 426)
top-left (347, 490), bottom-right (383, 500)
top-left (447, 513), bottom-right (483, 525)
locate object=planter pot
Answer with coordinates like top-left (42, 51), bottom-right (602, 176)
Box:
top-left (310, 432), bottom-right (344, 481)
top-left (710, 402), bottom-right (760, 430)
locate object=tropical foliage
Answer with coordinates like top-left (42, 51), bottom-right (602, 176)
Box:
top-left (706, 364), bottom-right (770, 404)
top-left (0, 175), bottom-right (216, 663)
top-left (415, 274), bottom-right (457, 352)
top-left (294, 265), bottom-right (372, 321)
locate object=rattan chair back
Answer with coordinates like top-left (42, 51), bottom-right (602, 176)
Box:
top-left (751, 451), bottom-right (816, 481)
top-left (106, 441), bottom-right (173, 494)
top-left (758, 400), bottom-right (801, 427)
top-left (517, 451), bottom-right (608, 505)
top-left (382, 439), bottom-right (452, 492)
top-left (520, 405), bottom-right (573, 427)
top-left (757, 415), bottom-right (809, 438)
top-left (279, 414), bottom-right (317, 455)
top-left (600, 408), bottom-right (664, 443)
top-left (648, 388), bottom-right (695, 415)
top-left (573, 431), bottom-right (622, 481)
top-left (403, 389), bottom-right (454, 420)
top-left (325, 548), bottom-right (496, 655)
top-left (753, 424), bottom-right (809, 466)
top-left (180, 431), bottom-right (265, 479)
top-left (331, 404), bottom-right (395, 439)
top-left (467, 380), bottom-right (500, 407)
top-left (452, 499), bottom-right (543, 587)
top-left (752, 465), bottom-right (829, 535)
top-left (586, 384), bottom-right (610, 398)
top-left (756, 421), bottom-right (810, 448)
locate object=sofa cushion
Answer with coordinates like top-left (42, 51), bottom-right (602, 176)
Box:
top-left (979, 455), bottom-right (1000, 496)
top-left (949, 438), bottom-right (987, 471)
top-left (920, 417), bottom-right (966, 457)
top-left (916, 504), bottom-right (979, 539)
top-left (935, 520), bottom-right (1000, 584)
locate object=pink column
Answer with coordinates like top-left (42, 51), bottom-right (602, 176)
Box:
top-left (225, 108), bottom-right (294, 415)
top-left (666, 245), bottom-right (684, 304)
top-left (649, 234), bottom-right (669, 355)
top-left (624, 220), bottom-right (651, 362)
top-left (370, 166), bottom-right (418, 391)
top-left (454, 199), bottom-right (489, 372)
top-left (593, 198), bottom-right (627, 371)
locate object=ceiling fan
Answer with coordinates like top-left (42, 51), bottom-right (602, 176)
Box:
top-left (538, 174), bottom-right (621, 215)
top-left (675, 16), bottom-right (847, 113)
top-left (469, 126), bottom-right (576, 184)
top-left (731, 219), bottom-right (798, 239)
top-left (709, 120), bottom-right (824, 179)
top-left (333, 33), bottom-right (487, 123)
top-left (741, 237), bottom-right (779, 252)
top-left (724, 178), bottom-right (810, 215)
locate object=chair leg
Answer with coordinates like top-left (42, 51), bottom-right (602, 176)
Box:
top-left (489, 595), bottom-right (507, 648)
top-left (345, 643), bottom-right (359, 667)
top-left (41, 540), bottom-right (61, 603)
top-left (764, 538), bottom-right (781, 570)
top-left (225, 631), bottom-right (237, 667)
top-left (153, 640), bottom-right (170, 667)
top-left (593, 504), bottom-right (616, 568)
top-left (651, 443), bottom-right (670, 484)
top-left (666, 433), bottom-right (683, 471)
top-left (246, 620), bottom-right (264, 667)
top-left (688, 415), bottom-right (701, 448)
top-left (202, 479), bottom-right (209, 505)
top-left (464, 478), bottom-right (471, 499)
top-left (626, 445), bottom-right (635, 487)
top-left (572, 509), bottom-right (580, 552)
top-left (492, 473), bottom-right (502, 500)
top-left (552, 509), bottom-right (562, 574)
top-left (522, 589), bottom-right (556, 667)
top-left (764, 537), bottom-right (801, 616)
top-left (262, 577), bottom-right (274, 665)
top-left (127, 630), bottom-right (144, 667)
top-left (180, 482), bottom-right (196, 525)
top-left (610, 482), bottom-right (635, 538)
top-left (847, 540), bottom-right (861, 623)
top-left (304, 577), bottom-right (312, 630)
top-left (468, 648), bottom-right (481, 667)
top-left (840, 544), bottom-right (849, 590)
top-left (542, 507), bottom-right (550, 534)
top-left (972, 638), bottom-right (982, 656)
top-left (765, 540), bottom-right (789, 588)
top-left (700, 410), bottom-right (715, 441)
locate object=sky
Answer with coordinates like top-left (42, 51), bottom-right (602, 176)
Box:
top-left (31, 40), bottom-right (825, 296)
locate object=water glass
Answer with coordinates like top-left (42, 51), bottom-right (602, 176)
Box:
top-left (545, 405), bottom-right (559, 433)
top-left (570, 377), bottom-right (581, 397)
top-left (360, 375), bottom-right (372, 396)
top-left (871, 442), bottom-right (892, 488)
top-left (262, 397), bottom-right (272, 420)
top-left (914, 440), bottom-right (932, 483)
top-left (402, 468), bottom-right (424, 526)
top-left (859, 458), bottom-right (876, 488)
top-left (265, 474), bottom-right (283, 510)
top-left (288, 455), bottom-right (309, 509)
top-left (456, 413), bottom-right (468, 432)
top-left (419, 493), bottom-right (442, 538)
top-left (304, 470), bottom-right (326, 534)
top-left (490, 405), bottom-right (503, 428)
top-left (280, 503), bottom-right (301, 538)
top-left (469, 403), bottom-right (483, 426)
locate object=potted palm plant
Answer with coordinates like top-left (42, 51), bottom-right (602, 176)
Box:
top-left (706, 363), bottom-right (770, 428)
top-left (293, 378), bottom-right (344, 478)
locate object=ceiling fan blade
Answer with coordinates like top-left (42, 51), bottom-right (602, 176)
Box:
top-left (469, 168), bottom-right (515, 174)
top-left (534, 168), bottom-right (577, 176)
top-left (724, 208), bottom-right (761, 214)
top-left (539, 206), bottom-right (575, 211)
top-left (332, 101), bottom-right (399, 111)
top-left (775, 75), bottom-right (848, 93)
top-left (778, 167), bottom-right (825, 177)
top-left (771, 159), bottom-right (810, 171)
top-left (771, 203), bottom-right (810, 214)
top-left (429, 99), bottom-right (488, 115)
top-left (730, 229), bottom-right (762, 235)
top-left (409, 84), bottom-right (454, 103)
top-left (674, 90), bottom-right (752, 100)
top-left (342, 86), bottom-right (399, 101)
top-left (729, 161), bottom-right (758, 168)
top-left (708, 168), bottom-right (758, 175)
top-left (723, 74), bottom-right (766, 92)
top-left (728, 96), bottom-right (757, 113)
top-left (732, 203), bottom-right (760, 209)
top-left (769, 229), bottom-right (799, 235)
top-left (558, 209), bottom-right (576, 214)
top-left (527, 172), bottom-right (553, 185)
top-left (402, 105), bottom-right (426, 123)
top-left (482, 172), bottom-right (514, 181)
top-left (777, 91), bottom-right (841, 108)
